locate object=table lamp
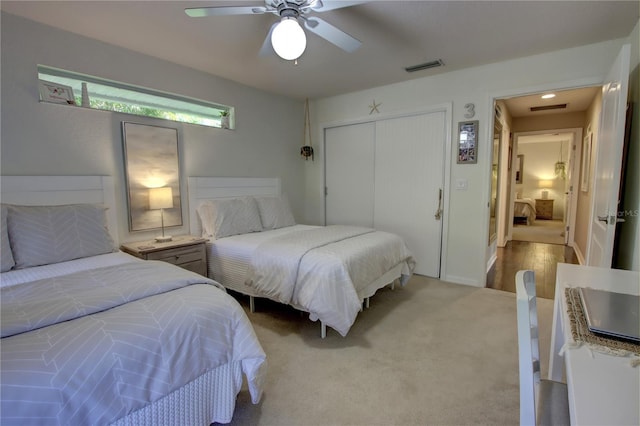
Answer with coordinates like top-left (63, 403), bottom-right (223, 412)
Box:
top-left (538, 180), bottom-right (553, 199)
top-left (149, 186), bottom-right (173, 242)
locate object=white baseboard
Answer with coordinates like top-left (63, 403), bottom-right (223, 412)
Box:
top-left (443, 274), bottom-right (483, 287)
top-left (571, 242), bottom-right (586, 265)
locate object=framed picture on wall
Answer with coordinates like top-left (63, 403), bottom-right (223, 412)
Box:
top-left (457, 120), bottom-right (478, 164)
top-left (38, 80), bottom-right (76, 105)
top-left (122, 122), bottom-right (182, 232)
top-left (581, 133), bottom-right (592, 192)
top-left (515, 154), bottom-right (524, 184)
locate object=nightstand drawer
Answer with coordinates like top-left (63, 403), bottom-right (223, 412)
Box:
top-left (178, 259), bottom-right (207, 275)
top-left (120, 235), bottom-right (208, 276)
top-left (535, 199), bottom-right (554, 220)
top-left (146, 245), bottom-right (205, 264)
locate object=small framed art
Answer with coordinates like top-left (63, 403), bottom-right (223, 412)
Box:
top-left (38, 80), bottom-right (76, 105)
top-left (457, 120), bottom-right (478, 164)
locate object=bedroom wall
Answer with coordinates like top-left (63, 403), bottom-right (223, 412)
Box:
top-left (0, 12), bottom-right (305, 244)
top-left (512, 111), bottom-right (587, 133)
top-left (307, 38), bottom-right (630, 287)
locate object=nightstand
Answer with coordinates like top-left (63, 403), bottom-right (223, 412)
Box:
top-left (535, 199), bottom-right (554, 220)
top-left (120, 235), bottom-right (207, 276)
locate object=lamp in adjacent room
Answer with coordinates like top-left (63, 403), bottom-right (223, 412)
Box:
top-left (538, 180), bottom-right (553, 200)
top-left (149, 186), bottom-right (173, 242)
top-left (271, 16), bottom-right (306, 61)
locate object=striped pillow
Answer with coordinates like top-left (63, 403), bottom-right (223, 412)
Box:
top-left (6, 204), bottom-right (116, 269)
top-left (1, 206), bottom-right (15, 272)
top-left (197, 197), bottom-right (263, 239)
top-left (255, 195), bottom-right (296, 230)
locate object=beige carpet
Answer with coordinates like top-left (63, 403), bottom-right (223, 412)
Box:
top-left (222, 275), bottom-right (554, 425)
top-left (512, 219), bottom-right (565, 245)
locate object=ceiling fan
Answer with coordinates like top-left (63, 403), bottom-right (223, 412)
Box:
top-left (185, 0), bottom-right (366, 61)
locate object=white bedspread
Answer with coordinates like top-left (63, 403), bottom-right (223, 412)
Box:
top-left (514, 198), bottom-right (537, 224)
top-left (246, 225), bottom-right (415, 336)
top-left (0, 251), bottom-right (139, 288)
top-left (1, 261), bottom-right (266, 425)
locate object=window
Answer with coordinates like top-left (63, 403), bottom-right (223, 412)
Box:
top-left (37, 65), bottom-right (232, 129)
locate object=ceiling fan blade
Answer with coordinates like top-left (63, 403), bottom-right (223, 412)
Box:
top-left (302, 16), bottom-right (361, 53)
top-left (185, 6), bottom-right (269, 17)
top-left (308, 0), bottom-right (369, 12)
top-left (259, 22), bottom-right (278, 57)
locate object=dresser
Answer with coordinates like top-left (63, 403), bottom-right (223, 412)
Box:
top-left (120, 235), bottom-right (207, 276)
top-left (535, 199), bottom-right (554, 220)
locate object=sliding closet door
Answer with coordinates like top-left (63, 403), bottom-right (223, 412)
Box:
top-left (324, 110), bottom-right (446, 278)
top-left (325, 122), bottom-right (375, 227)
top-left (375, 112), bottom-right (445, 277)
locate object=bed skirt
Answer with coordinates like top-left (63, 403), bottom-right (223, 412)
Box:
top-left (111, 361), bottom-right (244, 426)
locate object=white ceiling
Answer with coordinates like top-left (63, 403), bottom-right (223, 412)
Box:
top-left (2, 1), bottom-right (638, 104)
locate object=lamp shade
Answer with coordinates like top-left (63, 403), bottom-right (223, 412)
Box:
top-left (538, 180), bottom-right (553, 200)
top-left (271, 17), bottom-right (306, 60)
top-left (149, 187), bottom-right (173, 210)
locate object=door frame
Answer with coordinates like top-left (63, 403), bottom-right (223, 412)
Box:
top-left (510, 128), bottom-right (583, 246)
top-left (320, 102), bottom-right (452, 278)
top-left (484, 77), bottom-right (602, 277)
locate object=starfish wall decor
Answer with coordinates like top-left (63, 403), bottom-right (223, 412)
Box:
top-left (369, 100), bottom-right (381, 114)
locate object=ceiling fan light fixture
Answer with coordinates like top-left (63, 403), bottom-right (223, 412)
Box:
top-left (271, 17), bottom-right (307, 61)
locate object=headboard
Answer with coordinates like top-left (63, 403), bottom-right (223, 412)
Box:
top-left (1, 176), bottom-right (119, 242)
top-left (187, 177), bottom-right (281, 237)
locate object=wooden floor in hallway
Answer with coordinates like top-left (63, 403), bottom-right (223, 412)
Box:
top-left (486, 240), bottom-right (579, 300)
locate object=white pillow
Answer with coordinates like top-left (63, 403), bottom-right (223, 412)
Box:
top-left (197, 197), bottom-right (263, 239)
top-left (1, 205), bottom-right (15, 272)
top-left (254, 195), bottom-right (296, 230)
top-left (6, 204), bottom-right (116, 269)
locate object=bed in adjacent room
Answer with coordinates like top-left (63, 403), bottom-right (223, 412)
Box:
top-left (514, 198), bottom-right (537, 225)
top-left (0, 176), bottom-right (266, 426)
top-left (188, 177), bottom-right (416, 338)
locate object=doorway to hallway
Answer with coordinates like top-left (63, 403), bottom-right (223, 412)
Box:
top-left (486, 240), bottom-right (579, 300)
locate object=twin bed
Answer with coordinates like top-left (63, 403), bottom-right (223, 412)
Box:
top-left (187, 177), bottom-right (416, 338)
top-left (513, 198), bottom-right (537, 225)
top-left (0, 176), bottom-right (266, 425)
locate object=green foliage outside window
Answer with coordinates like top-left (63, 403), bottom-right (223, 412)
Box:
top-left (39, 65), bottom-right (229, 129)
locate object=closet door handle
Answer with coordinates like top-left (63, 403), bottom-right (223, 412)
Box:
top-left (435, 189), bottom-right (443, 220)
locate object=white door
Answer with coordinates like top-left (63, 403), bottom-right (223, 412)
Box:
top-left (324, 110), bottom-right (446, 278)
top-left (374, 112), bottom-right (445, 277)
top-left (587, 44), bottom-right (630, 267)
top-left (325, 122), bottom-right (375, 227)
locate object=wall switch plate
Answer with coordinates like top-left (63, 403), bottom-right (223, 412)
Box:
top-left (455, 179), bottom-right (468, 190)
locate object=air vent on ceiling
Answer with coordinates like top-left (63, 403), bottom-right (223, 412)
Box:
top-left (530, 103), bottom-right (567, 112)
top-left (405, 59), bottom-right (444, 73)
